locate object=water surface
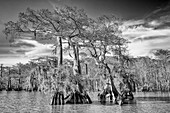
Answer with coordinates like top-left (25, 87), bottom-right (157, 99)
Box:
top-left (0, 91), bottom-right (170, 113)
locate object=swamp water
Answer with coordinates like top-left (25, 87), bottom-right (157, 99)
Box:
top-left (0, 91), bottom-right (170, 113)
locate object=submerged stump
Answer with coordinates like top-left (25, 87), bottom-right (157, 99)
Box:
top-left (51, 90), bottom-right (92, 105)
top-left (6, 88), bottom-right (12, 91)
top-left (51, 91), bottom-right (65, 105)
top-left (65, 91), bottom-right (92, 104)
top-left (98, 78), bottom-right (134, 106)
top-left (98, 90), bottom-right (113, 104)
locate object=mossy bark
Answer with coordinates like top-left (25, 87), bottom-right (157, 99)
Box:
top-left (51, 91), bottom-right (65, 105)
top-left (51, 43), bottom-right (92, 105)
top-left (65, 91), bottom-right (92, 104)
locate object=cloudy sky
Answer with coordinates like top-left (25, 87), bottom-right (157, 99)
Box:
top-left (0, 0), bottom-right (170, 66)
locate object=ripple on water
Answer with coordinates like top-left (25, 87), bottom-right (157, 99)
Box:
top-left (1, 91), bottom-right (170, 113)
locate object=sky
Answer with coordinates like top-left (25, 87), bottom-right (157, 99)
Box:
top-left (0, 0), bottom-right (170, 66)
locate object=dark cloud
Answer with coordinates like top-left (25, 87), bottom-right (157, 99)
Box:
top-left (15, 49), bottom-right (31, 54)
top-left (144, 2), bottom-right (170, 28)
top-left (154, 23), bottom-right (170, 29)
top-left (0, 41), bottom-right (35, 57)
top-left (0, 48), bottom-right (11, 54)
top-left (0, 39), bottom-right (35, 56)
top-left (11, 42), bottom-right (36, 48)
top-left (0, 46), bottom-right (29, 56)
top-left (144, 1), bottom-right (170, 20)
top-left (123, 2), bottom-right (170, 43)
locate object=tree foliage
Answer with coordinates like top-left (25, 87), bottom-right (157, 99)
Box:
top-left (4, 6), bottom-right (170, 95)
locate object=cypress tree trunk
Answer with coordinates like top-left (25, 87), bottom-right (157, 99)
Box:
top-left (7, 77), bottom-right (12, 91)
top-left (72, 44), bottom-right (83, 93)
top-left (17, 68), bottom-right (22, 91)
top-left (105, 64), bottom-right (119, 102)
top-left (85, 64), bottom-right (88, 75)
top-left (64, 43), bottom-right (92, 104)
top-left (6, 67), bottom-right (12, 91)
top-left (72, 44), bottom-right (81, 76)
top-left (51, 40), bottom-right (92, 105)
top-left (51, 36), bottom-right (66, 105)
top-left (57, 36), bottom-right (63, 66)
top-left (98, 47), bottom-right (120, 104)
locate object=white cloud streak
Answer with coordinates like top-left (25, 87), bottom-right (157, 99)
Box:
top-left (0, 39), bottom-right (54, 66)
top-left (122, 18), bottom-right (170, 57)
top-left (15, 39), bottom-right (54, 58)
top-left (123, 26), bottom-right (170, 41)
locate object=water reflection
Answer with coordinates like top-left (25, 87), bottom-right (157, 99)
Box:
top-left (0, 91), bottom-right (170, 113)
top-left (52, 105), bottom-right (64, 113)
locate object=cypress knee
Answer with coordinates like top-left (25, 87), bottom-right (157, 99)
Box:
top-left (61, 93), bottom-right (64, 105)
top-left (51, 93), bottom-right (56, 105)
top-left (55, 92), bottom-right (58, 105)
top-left (58, 93), bottom-right (61, 105)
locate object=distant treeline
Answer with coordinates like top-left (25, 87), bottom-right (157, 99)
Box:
top-left (0, 49), bottom-right (170, 92)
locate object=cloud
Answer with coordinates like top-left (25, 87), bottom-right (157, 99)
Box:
top-left (13, 39), bottom-right (41, 47)
top-left (123, 26), bottom-right (170, 42)
top-left (0, 54), bottom-right (22, 58)
top-left (120, 20), bottom-right (145, 32)
top-left (128, 37), bottom-right (170, 57)
top-left (0, 39), bottom-right (55, 66)
top-left (160, 15), bottom-right (170, 23)
top-left (133, 36), bottom-right (169, 42)
top-left (13, 39), bottom-right (54, 58)
top-left (128, 40), bottom-right (150, 57)
top-left (124, 24), bottom-right (170, 57)
top-left (123, 19), bottom-right (144, 27)
top-left (0, 37), bottom-right (71, 66)
top-left (122, 5), bottom-right (170, 57)
top-left (148, 20), bottom-right (162, 27)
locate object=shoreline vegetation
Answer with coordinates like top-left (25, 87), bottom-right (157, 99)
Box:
top-left (1, 6), bottom-right (170, 105)
top-left (1, 55), bottom-right (170, 92)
